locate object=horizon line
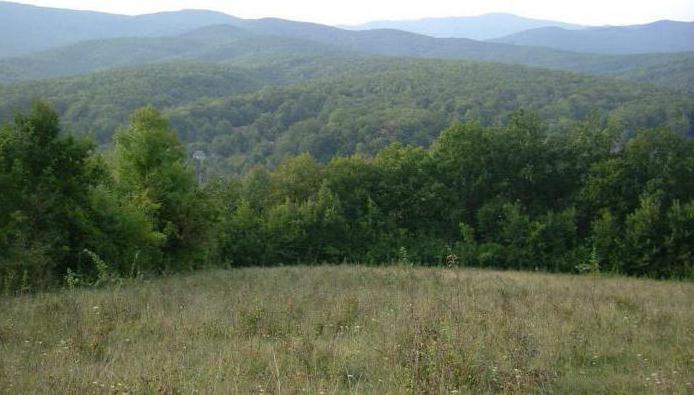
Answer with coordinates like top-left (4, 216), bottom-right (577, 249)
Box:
top-left (3, 0), bottom-right (694, 27)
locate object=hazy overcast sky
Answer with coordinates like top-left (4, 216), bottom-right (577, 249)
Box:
top-left (12, 0), bottom-right (694, 25)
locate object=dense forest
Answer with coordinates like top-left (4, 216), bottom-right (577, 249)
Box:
top-left (2, 58), bottom-right (692, 175)
top-left (1, 102), bottom-right (692, 292)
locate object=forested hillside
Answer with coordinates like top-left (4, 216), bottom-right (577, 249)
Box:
top-left (2, 58), bottom-right (690, 175)
top-left (1, 17), bottom-right (693, 93)
top-left (167, 61), bottom-right (693, 174)
top-left (0, 26), bottom-right (350, 84)
top-left (0, 57), bottom-right (401, 142)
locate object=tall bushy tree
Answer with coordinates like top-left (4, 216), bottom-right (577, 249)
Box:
top-left (0, 101), bottom-right (98, 289)
top-left (111, 106), bottom-right (213, 272)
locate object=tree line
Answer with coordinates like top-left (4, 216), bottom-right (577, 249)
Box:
top-left (1, 102), bottom-right (692, 292)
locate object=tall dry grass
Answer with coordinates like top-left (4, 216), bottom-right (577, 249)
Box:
top-left (1, 265), bottom-right (692, 393)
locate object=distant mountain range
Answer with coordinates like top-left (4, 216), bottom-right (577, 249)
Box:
top-left (0, 1), bottom-right (238, 58)
top-left (341, 13), bottom-right (584, 40)
top-left (3, 1), bottom-right (693, 60)
top-left (0, 1), bottom-right (692, 93)
top-left (0, 25), bottom-right (351, 82)
top-left (494, 20), bottom-right (694, 54)
top-left (1, 20), bottom-right (692, 92)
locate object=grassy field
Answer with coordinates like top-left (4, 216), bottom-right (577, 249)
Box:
top-left (0, 265), bottom-right (692, 394)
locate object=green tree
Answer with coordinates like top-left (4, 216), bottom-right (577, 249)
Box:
top-left (111, 106), bottom-right (212, 271)
top-left (664, 200), bottom-right (694, 278)
top-left (0, 101), bottom-right (98, 290)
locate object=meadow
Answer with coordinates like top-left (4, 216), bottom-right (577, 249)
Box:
top-left (1, 265), bottom-right (692, 394)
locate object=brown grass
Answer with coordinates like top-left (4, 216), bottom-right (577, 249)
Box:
top-left (0, 265), bottom-right (692, 393)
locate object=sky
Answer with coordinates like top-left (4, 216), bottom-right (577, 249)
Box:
top-left (10, 0), bottom-right (694, 26)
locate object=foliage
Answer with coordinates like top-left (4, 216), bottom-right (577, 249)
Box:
top-left (1, 57), bottom-right (692, 177)
top-left (0, 101), bottom-right (99, 290)
top-left (166, 60), bottom-right (692, 175)
top-left (111, 107), bottom-right (214, 271)
top-left (0, 103), bottom-right (213, 291)
top-left (206, 113), bottom-right (693, 278)
top-left (1, 102), bottom-right (692, 291)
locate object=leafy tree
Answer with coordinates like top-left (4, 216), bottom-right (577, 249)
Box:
top-left (590, 210), bottom-right (623, 273)
top-left (0, 101), bottom-right (98, 289)
top-left (111, 106), bottom-right (212, 271)
top-left (623, 192), bottom-right (667, 276)
top-left (664, 200), bottom-right (694, 277)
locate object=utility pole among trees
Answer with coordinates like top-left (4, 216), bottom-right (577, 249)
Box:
top-left (193, 150), bottom-right (206, 185)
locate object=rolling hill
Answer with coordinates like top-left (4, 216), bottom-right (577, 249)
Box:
top-left (0, 25), bottom-right (351, 83)
top-left (342, 13), bottom-right (584, 40)
top-left (2, 1), bottom-right (692, 93)
top-left (0, 1), bottom-right (238, 58)
top-left (0, 57), bottom-right (382, 142)
top-left (2, 57), bottom-right (690, 175)
top-left (494, 20), bottom-right (694, 54)
top-left (1, 20), bottom-right (693, 93)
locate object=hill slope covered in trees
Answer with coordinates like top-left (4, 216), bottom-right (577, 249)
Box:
top-left (1, 17), bottom-right (693, 93)
top-left (2, 58), bottom-right (690, 175)
top-left (0, 25), bottom-right (351, 84)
